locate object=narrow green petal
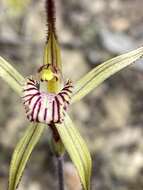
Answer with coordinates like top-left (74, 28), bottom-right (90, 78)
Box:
top-left (8, 123), bottom-right (46, 190)
top-left (56, 115), bottom-right (92, 190)
top-left (72, 47), bottom-right (143, 103)
top-left (0, 57), bottom-right (24, 95)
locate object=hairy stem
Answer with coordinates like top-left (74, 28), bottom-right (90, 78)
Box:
top-left (45, 0), bottom-right (57, 41)
top-left (57, 155), bottom-right (65, 190)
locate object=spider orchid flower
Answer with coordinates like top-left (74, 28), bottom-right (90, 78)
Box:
top-left (22, 78), bottom-right (73, 124)
top-left (20, 0), bottom-right (74, 133)
top-left (0, 0), bottom-right (143, 190)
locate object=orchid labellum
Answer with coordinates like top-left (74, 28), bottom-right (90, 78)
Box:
top-left (22, 78), bottom-right (73, 124)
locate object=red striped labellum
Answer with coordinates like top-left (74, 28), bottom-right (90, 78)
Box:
top-left (22, 78), bottom-right (73, 124)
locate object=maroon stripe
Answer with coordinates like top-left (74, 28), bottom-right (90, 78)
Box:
top-left (56, 95), bottom-right (62, 105)
top-left (31, 96), bottom-right (41, 120)
top-left (63, 85), bottom-right (73, 90)
top-left (23, 87), bottom-right (37, 92)
top-left (28, 78), bottom-right (35, 83)
top-left (63, 101), bottom-right (69, 111)
top-left (22, 93), bottom-right (36, 98)
top-left (58, 93), bottom-right (66, 102)
top-left (44, 108), bottom-right (47, 121)
top-left (27, 115), bottom-right (30, 120)
top-left (36, 102), bottom-right (41, 122)
top-left (60, 92), bottom-right (71, 100)
top-left (62, 88), bottom-right (72, 93)
top-left (64, 100), bottom-right (70, 106)
top-left (27, 82), bottom-right (35, 86)
top-left (60, 91), bottom-right (69, 96)
top-left (52, 101), bottom-right (55, 122)
top-left (55, 96), bottom-right (60, 122)
top-left (64, 84), bottom-right (73, 87)
top-left (23, 92), bottom-right (40, 104)
top-left (65, 89), bottom-right (72, 93)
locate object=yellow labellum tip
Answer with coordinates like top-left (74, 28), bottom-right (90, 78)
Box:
top-left (40, 68), bottom-right (54, 81)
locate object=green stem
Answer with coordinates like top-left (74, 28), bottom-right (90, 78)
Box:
top-left (57, 155), bottom-right (64, 190)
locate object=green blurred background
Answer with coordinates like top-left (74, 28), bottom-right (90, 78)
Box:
top-left (0, 0), bottom-right (143, 189)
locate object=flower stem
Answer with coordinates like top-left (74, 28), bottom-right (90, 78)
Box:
top-left (57, 155), bottom-right (65, 190)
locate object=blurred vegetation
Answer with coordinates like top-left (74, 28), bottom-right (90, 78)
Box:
top-left (5, 0), bottom-right (31, 15)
